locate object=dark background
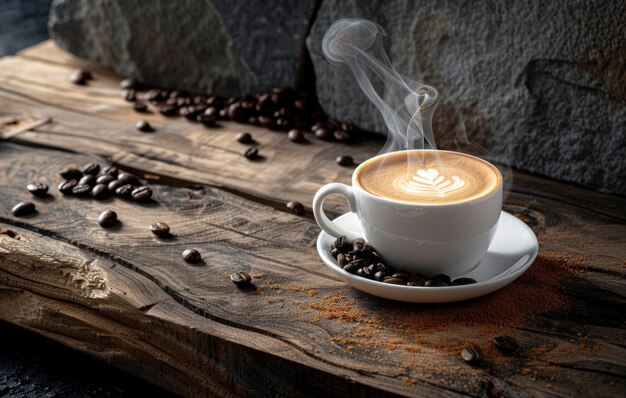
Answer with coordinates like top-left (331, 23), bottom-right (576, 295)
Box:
top-left (0, 1), bottom-right (176, 396)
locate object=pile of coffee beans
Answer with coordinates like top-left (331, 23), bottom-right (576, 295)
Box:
top-left (120, 81), bottom-right (359, 144)
top-left (331, 236), bottom-right (477, 287)
top-left (56, 162), bottom-right (153, 203)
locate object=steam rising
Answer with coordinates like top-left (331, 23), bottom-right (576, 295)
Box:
top-left (322, 18), bottom-right (438, 155)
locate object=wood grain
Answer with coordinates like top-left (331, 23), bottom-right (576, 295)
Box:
top-left (0, 41), bottom-right (625, 397)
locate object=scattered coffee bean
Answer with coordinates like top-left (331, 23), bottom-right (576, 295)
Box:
top-left (197, 113), bottom-right (216, 126)
top-left (117, 173), bottom-right (140, 185)
top-left (59, 167), bottom-right (82, 180)
top-left (451, 278), bottom-right (477, 286)
top-left (287, 129), bottom-right (305, 143)
top-left (107, 179), bottom-right (127, 193)
top-left (258, 115), bottom-right (277, 130)
top-left (98, 210), bottom-right (117, 227)
top-left (101, 166), bottom-right (119, 177)
top-left (230, 271), bottom-right (252, 286)
top-left (96, 174), bottom-right (115, 185)
top-left (333, 129), bottom-right (351, 142)
top-left (58, 179), bottom-right (78, 195)
top-left (12, 202), bottom-right (35, 217)
top-left (492, 335), bottom-right (519, 354)
top-left (131, 186), bottom-right (152, 202)
top-left (91, 184), bottom-right (110, 199)
top-left (26, 183), bottom-right (48, 197)
top-left (314, 128), bottom-right (333, 141)
top-left (182, 249), bottom-right (202, 263)
top-left (120, 78), bottom-right (136, 89)
top-left (149, 222), bottom-right (170, 237)
top-left (78, 174), bottom-right (96, 187)
top-left (69, 69), bottom-right (90, 85)
top-left (236, 132), bottom-right (253, 144)
top-left (80, 162), bottom-right (100, 176)
top-left (336, 155), bottom-right (354, 167)
top-left (461, 344), bottom-right (483, 365)
top-left (286, 201), bottom-right (305, 216)
top-left (227, 103), bottom-right (247, 123)
top-left (132, 101), bottom-right (148, 113)
top-left (135, 120), bottom-right (153, 132)
top-left (72, 184), bottom-right (92, 196)
top-left (243, 146), bottom-right (259, 160)
top-left (121, 89), bottom-right (136, 101)
top-left (115, 184), bottom-right (134, 198)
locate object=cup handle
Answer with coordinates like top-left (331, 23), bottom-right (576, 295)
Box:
top-left (312, 183), bottom-right (359, 239)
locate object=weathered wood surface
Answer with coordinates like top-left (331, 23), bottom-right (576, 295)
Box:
top-left (0, 41), bottom-right (625, 397)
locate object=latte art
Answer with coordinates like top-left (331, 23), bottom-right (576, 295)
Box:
top-left (393, 168), bottom-right (466, 197)
top-left (356, 150), bottom-right (501, 205)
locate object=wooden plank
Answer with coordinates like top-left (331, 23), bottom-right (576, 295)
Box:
top-left (0, 144), bottom-right (624, 397)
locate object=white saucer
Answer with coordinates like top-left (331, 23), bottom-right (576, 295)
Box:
top-left (317, 211), bottom-right (538, 303)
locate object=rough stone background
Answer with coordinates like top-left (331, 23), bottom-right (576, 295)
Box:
top-left (49, 0), bottom-right (318, 95)
top-left (0, 0), bottom-right (51, 55)
top-left (47, 0), bottom-right (626, 194)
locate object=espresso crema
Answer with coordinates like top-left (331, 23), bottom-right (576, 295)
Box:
top-left (356, 150), bottom-right (501, 205)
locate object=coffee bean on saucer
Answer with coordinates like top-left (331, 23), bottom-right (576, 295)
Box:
top-left (315, 128), bottom-right (333, 141)
top-left (72, 184), bottom-right (92, 196)
top-left (424, 279), bottom-right (449, 287)
top-left (374, 271), bottom-right (385, 281)
top-left (26, 183), bottom-right (48, 197)
top-left (69, 69), bottom-right (90, 85)
top-left (230, 271), bottom-right (252, 286)
top-left (336, 155), bottom-right (354, 167)
top-left (286, 201), bottom-right (305, 216)
top-left (429, 274), bottom-right (452, 285)
top-left (131, 186), bottom-right (152, 202)
top-left (98, 210), bottom-right (117, 227)
top-left (101, 166), bottom-right (119, 178)
top-left (236, 132), bottom-right (253, 144)
top-left (343, 262), bottom-right (360, 274)
top-left (115, 184), bottom-right (134, 198)
top-left (59, 167), bottom-right (82, 180)
top-left (331, 236), bottom-right (352, 253)
top-left (182, 249), bottom-right (202, 263)
top-left (452, 278), bottom-right (477, 286)
top-left (391, 271), bottom-right (411, 280)
top-left (383, 277), bottom-right (406, 285)
top-left (96, 174), bottom-right (115, 185)
top-left (91, 184), bottom-right (110, 199)
top-left (12, 201), bottom-right (35, 217)
top-left (242, 146), bottom-right (259, 160)
top-left (287, 129), bottom-right (305, 143)
top-left (78, 174), bottom-right (96, 187)
top-left (356, 267), bottom-right (373, 278)
top-left (136, 120), bottom-right (153, 132)
top-left (461, 344), bottom-right (483, 365)
top-left (337, 253), bottom-right (347, 267)
top-left (492, 335), bottom-right (519, 354)
top-left (58, 179), bottom-right (78, 195)
top-left (149, 222), bottom-right (170, 237)
top-left (133, 101), bottom-right (149, 113)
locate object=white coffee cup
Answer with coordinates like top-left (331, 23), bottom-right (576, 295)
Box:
top-left (313, 150), bottom-right (503, 276)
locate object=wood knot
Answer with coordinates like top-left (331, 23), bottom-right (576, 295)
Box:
top-left (0, 228), bottom-right (20, 240)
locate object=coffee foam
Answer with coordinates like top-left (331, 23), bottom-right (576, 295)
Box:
top-left (356, 151), bottom-right (501, 204)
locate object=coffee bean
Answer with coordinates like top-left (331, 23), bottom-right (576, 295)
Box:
top-left (275, 117), bottom-right (292, 130)
top-left (182, 249), bottom-right (202, 263)
top-left (356, 267), bottom-right (373, 278)
top-left (197, 113), bottom-right (216, 126)
top-left (91, 184), bottom-right (110, 199)
top-left (424, 279), bottom-right (449, 287)
top-left (158, 105), bottom-right (178, 116)
top-left (115, 184), bottom-right (134, 198)
top-left (78, 174), bottom-right (96, 187)
top-left (451, 278), bottom-right (477, 286)
top-left (236, 132), bottom-right (253, 144)
top-left (311, 122), bottom-right (326, 132)
top-left (69, 69), bottom-right (90, 85)
top-left (391, 272), bottom-right (411, 280)
top-left (121, 89), bottom-right (136, 102)
top-left (315, 128), bottom-right (333, 141)
top-left (131, 186), bottom-right (152, 202)
top-left (149, 222), bottom-right (170, 237)
top-left (383, 277), bottom-right (407, 285)
top-left (331, 248), bottom-right (340, 258)
top-left (98, 210), bottom-right (117, 227)
top-left (117, 173), bottom-right (140, 186)
top-left (26, 183), bottom-right (48, 197)
top-left (461, 344), bottom-right (483, 365)
top-left (101, 166), bottom-right (119, 178)
top-left (336, 155), bottom-right (354, 167)
top-left (96, 174), bottom-right (115, 185)
top-left (286, 201), bottom-right (305, 216)
top-left (58, 179), bottom-right (78, 195)
top-left (136, 120), bottom-right (153, 132)
top-left (352, 238), bottom-right (365, 251)
top-left (218, 108), bottom-right (229, 120)
top-left (72, 184), bottom-right (92, 196)
top-left (242, 146), bottom-right (259, 160)
top-left (120, 78), bottom-right (136, 89)
top-left (12, 202), bottom-right (35, 217)
top-left (429, 274), bottom-right (452, 285)
top-left (230, 271), bottom-right (252, 286)
top-left (287, 129), bottom-right (305, 143)
top-left (374, 271), bottom-right (385, 281)
top-left (258, 115), bottom-right (277, 130)
top-left (407, 273), bottom-right (428, 286)
top-left (337, 253), bottom-right (347, 267)
top-left (331, 236), bottom-right (352, 253)
top-left (59, 167), bottom-right (82, 180)
top-left (107, 179), bottom-right (127, 192)
top-left (80, 162), bottom-right (100, 176)
top-left (133, 101), bottom-right (148, 113)
top-left (343, 262), bottom-right (360, 274)
top-left (227, 103), bottom-right (247, 123)
top-left (492, 335), bottom-right (519, 354)
top-left (333, 129), bottom-right (351, 142)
